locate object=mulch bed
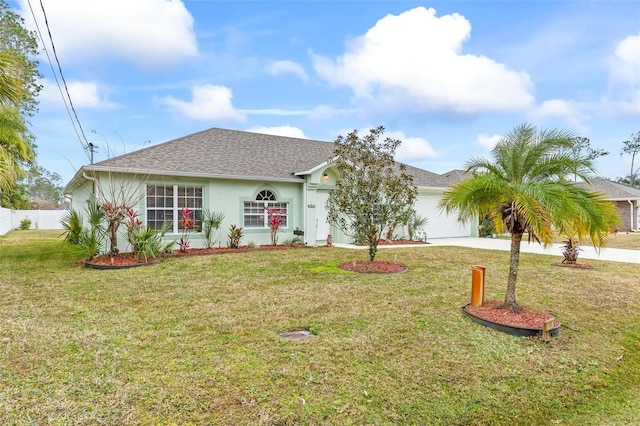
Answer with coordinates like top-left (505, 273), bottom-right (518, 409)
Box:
top-left (85, 244), bottom-right (308, 268)
top-left (551, 262), bottom-right (595, 269)
top-left (464, 300), bottom-right (559, 330)
top-left (338, 260), bottom-right (408, 273)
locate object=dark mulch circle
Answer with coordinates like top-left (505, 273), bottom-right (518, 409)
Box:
top-left (551, 262), bottom-right (595, 270)
top-left (464, 300), bottom-right (559, 330)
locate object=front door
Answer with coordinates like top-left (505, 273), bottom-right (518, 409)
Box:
top-left (315, 191), bottom-right (331, 242)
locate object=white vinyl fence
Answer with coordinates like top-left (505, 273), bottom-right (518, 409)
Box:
top-left (0, 207), bottom-right (68, 236)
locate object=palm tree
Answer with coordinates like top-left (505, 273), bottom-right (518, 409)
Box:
top-left (0, 50), bottom-right (31, 195)
top-left (0, 51), bottom-right (24, 107)
top-left (0, 104), bottom-right (32, 193)
top-left (439, 123), bottom-right (618, 311)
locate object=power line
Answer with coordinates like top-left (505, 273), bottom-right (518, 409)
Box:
top-left (26, 0), bottom-right (92, 162)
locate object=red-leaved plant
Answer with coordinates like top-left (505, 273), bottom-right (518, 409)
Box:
top-left (178, 207), bottom-right (195, 251)
top-left (264, 206), bottom-right (283, 245)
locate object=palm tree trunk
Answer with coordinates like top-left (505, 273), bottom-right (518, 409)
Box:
top-left (503, 232), bottom-right (523, 312)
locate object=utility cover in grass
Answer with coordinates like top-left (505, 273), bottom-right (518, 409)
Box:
top-left (280, 330), bottom-right (315, 341)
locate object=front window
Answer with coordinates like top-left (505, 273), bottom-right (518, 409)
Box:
top-left (243, 190), bottom-right (288, 228)
top-left (146, 184), bottom-right (203, 232)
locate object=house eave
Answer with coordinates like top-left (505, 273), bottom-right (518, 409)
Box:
top-left (69, 165), bottom-right (306, 185)
top-left (608, 197), bottom-right (640, 202)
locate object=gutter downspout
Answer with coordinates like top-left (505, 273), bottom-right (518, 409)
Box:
top-left (83, 170), bottom-right (98, 200)
top-left (302, 180), bottom-right (308, 245)
top-left (629, 200), bottom-right (638, 232)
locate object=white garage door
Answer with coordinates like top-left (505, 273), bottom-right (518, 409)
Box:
top-left (414, 196), bottom-right (472, 239)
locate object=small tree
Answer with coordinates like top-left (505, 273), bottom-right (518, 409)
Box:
top-left (83, 169), bottom-right (147, 257)
top-left (439, 123), bottom-right (619, 311)
top-left (327, 126), bottom-right (417, 262)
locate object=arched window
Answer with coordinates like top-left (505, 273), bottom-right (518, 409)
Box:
top-left (243, 190), bottom-right (288, 228)
top-left (256, 190), bottom-right (276, 201)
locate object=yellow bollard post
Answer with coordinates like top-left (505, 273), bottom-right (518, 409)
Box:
top-left (471, 265), bottom-right (486, 307)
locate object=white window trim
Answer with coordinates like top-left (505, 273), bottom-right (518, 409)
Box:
top-left (243, 200), bottom-right (289, 229)
top-left (146, 184), bottom-right (203, 234)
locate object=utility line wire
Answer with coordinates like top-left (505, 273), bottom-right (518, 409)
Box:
top-left (26, 0), bottom-right (92, 162)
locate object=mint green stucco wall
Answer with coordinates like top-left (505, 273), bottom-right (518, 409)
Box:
top-left (139, 176), bottom-right (306, 248)
top-left (69, 171), bottom-right (309, 253)
top-left (67, 166), bottom-right (475, 254)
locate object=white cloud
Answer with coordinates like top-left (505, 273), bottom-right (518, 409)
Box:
top-left (245, 125), bottom-right (307, 139)
top-left (333, 127), bottom-right (437, 162)
top-left (161, 85), bottom-right (246, 122)
top-left (475, 133), bottom-right (502, 151)
top-left (609, 32), bottom-right (640, 85)
top-left (604, 32), bottom-right (640, 117)
top-left (19, 0), bottom-right (197, 67)
top-left (387, 130), bottom-right (438, 161)
top-left (40, 79), bottom-right (117, 109)
top-left (529, 99), bottom-right (589, 134)
top-left (67, 82), bottom-right (116, 108)
top-left (311, 7), bottom-right (534, 114)
top-left (307, 105), bottom-right (354, 120)
top-left (267, 60), bottom-right (309, 82)
top-left (239, 108), bottom-right (309, 116)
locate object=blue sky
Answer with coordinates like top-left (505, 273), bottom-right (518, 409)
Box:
top-left (12, 0), bottom-right (640, 185)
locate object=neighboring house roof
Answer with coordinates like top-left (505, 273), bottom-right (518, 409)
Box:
top-left (66, 127), bottom-right (452, 189)
top-left (440, 169), bottom-right (469, 186)
top-left (579, 178), bottom-right (640, 200)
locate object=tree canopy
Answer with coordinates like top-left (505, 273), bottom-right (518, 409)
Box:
top-left (327, 126), bottom-right (417, 262)
top-left (563, 136), bottom-right (608, 182)
top-left (0, 0), bottom-right (43, 118)
top-left (439, 123), bottom-right (619, 311)
top-left (0, 0), bottom-right (42, 201)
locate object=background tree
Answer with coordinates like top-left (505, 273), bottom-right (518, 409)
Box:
top-left (327, 126), bottom-right (417, 262)
top-left (0, 0), bottom-right (42, 202)
top-left (0, 0), bottom-right (43, 118)
top-left (564, 136), bottom-right (609, 181)
top-left (619, 131), bottom-right (640, 188)
top-left (439, 123), bottom-right (618, 311)
top-left (22, 162), bottom-right (64, 206)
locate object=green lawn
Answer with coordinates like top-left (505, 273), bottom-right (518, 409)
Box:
top-left (1, 230), bottom-right (639, 425)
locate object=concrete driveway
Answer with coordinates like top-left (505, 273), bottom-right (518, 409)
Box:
top-left (427, 237), bottom-right (640, 264)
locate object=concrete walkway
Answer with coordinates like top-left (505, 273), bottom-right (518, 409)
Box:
top-left (334, 237), bottom-right (640, 264)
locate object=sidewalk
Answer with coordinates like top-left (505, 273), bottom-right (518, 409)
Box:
top-left (334, 237), bottom-right (640, 264)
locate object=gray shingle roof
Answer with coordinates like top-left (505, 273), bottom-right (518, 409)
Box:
top-left (578, 178), bottom-right (640, 200)
top-left (82, 127), bottom-right (451, 187)
top-left (90, 127), bottom-right (335, 181)
top-left (439, 169), bottom-right (469, 186)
